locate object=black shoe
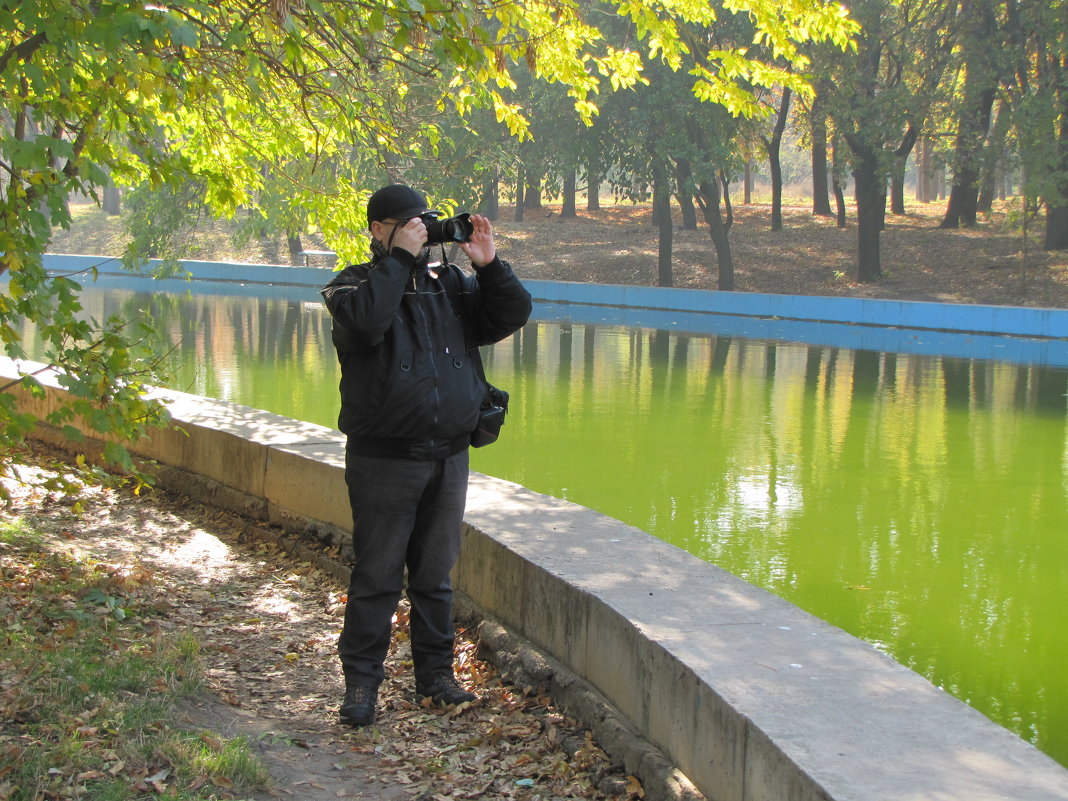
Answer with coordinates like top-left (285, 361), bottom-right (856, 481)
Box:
top-left (339, 682), bottom-right (378, 727)
top-left (416, 673), bottom-right (477, 707)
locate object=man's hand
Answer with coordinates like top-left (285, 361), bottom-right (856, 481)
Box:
top-left (391, 217), bottom-right (428, 258)
top-left (458, 214), bottom-right (496, 268)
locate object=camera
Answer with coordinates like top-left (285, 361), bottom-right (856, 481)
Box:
top-left (418, 212), bottom-right (474, 244)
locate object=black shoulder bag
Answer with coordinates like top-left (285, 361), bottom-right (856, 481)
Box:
top-left (439, 263), bottom-right (509, 448)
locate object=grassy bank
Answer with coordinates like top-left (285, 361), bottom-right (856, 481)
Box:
top-left (0, 516), bottom-right (270, 801)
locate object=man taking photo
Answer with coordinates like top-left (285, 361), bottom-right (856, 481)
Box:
top-left (320, 184), bottom-right (531, 726)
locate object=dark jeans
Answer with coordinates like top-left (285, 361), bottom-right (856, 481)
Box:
top-left (339, 447), bottom-right (469, 686)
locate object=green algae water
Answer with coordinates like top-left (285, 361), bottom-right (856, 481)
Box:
top-left (35, 286), bottom-right (1068, 766)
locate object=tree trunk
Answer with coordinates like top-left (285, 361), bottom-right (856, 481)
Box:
top-left (513, 168), bottom-right (525, 222)
top-left (916, 138), bottom-right (932, 202)
top-left (696, 177), bottom-right (735, 291)
top-left (941, 0), bottom-right (1000, 228)
top-left (653, 165), bottom-right (673, 287)
top-left (978, 98), bottom-right (1011, 213)
top-left (940, 88), bottom-right (997, 227)
top-left (977, 161), bottom-right (997, 214)
top-left (675, 158), bottom-right (698, 229)
top-left (832, 139), bottom-right (847, 228)
top-left (586, 159), bottom-right (601, 210)
top-left (524, 175), bottom-right (542, 209)
top-left (889, 172), bottom-right (905, 216)
top-left (833, 177), bottom-right (847, 228)
top-left (941, 163), bottom-right (984, 227)
top-left (811, 112), bottom-right (833, 216)
top-left (562, 169), bottom-right (577, 218)
top-left (103, 181), bottom-right (121, 215)
top-left (720, 170), bottom-right (734, 230)
top-left (762, 88), bottom-right (792, 231)
top-left (1044, 205), bottom-right (1068, 250)
top-left (287, 233), bottom-right (303, 266)
top-left (480, 171), bottom-right (499, 220)
top-left (768, 151), bottom-right (784, 230)
top-left (1044, 85), bottom-right (1068, 250)
top-left (852, 144), bottom-right (883, 282)
top-left (890, 123), bottom-right (918, 216)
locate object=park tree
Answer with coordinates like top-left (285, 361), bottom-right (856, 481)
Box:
top-left (975, 96), bottom-right (1013, 214)
top-left (1003, 0), bottom-right (1068, 250)
top-left (822, 0), bottom-right (955, 281)
top-left (564, 0), bottom-right (857, 288)
top-left (798, 79), bottom-right (836, 217)
top-left (939, 0), bottom-right (1010, 229)
top-left (886, 2), bottom-right (955, 217)
top-left (760, 86), bottom-right (793, 230)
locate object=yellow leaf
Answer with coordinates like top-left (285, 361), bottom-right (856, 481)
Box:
top-left (626, 775), bottom-right (645, 797)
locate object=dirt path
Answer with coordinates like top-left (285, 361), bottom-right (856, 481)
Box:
top-left (5, 448), bottom-right (634, 800)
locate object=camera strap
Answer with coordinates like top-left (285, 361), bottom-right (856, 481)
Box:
top-left (438, 263), bottom-right (479, 359)
top-left (439, 264), bottom-right (496, 388)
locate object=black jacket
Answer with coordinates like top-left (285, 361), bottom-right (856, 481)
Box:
top-left (321, 249), bottom-right (532, 459)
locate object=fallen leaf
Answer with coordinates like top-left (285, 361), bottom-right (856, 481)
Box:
top-left (627, 775), bottom-right (646, 797)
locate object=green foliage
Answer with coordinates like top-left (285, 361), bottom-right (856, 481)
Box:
top-left (123, 175), bottom-right (210, 261)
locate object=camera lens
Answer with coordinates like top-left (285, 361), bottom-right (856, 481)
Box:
top-left (425, 212), bottom-right (473, 244)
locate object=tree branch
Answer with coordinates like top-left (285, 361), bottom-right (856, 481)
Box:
top-left (0, 31), bottom-right (48, 76)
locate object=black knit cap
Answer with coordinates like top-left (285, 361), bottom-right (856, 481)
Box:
top-left (366, 184), bottom-right (432, 224)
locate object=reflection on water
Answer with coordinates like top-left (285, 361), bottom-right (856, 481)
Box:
top-left (38, 286), bottom-right (1068, 766)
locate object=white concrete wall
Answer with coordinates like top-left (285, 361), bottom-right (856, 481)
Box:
top-left (5, 357), bottom-right (1068, 801)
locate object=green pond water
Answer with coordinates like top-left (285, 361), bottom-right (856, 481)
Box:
top-left (41, 286), bottom-right (1068, 765)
